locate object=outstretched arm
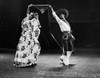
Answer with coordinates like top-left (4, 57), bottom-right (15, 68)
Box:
top-left (49, 6), bottom-right (61, 23)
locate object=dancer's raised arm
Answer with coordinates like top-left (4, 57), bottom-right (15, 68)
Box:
top-left (50, 6), bottom-right (61, 23)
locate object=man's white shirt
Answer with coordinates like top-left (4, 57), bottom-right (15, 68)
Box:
top-left (53, 12), bottom-right (71, 32)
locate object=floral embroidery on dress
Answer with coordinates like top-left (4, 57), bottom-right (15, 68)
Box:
top-left (13, 13), bottom-right (41, 67)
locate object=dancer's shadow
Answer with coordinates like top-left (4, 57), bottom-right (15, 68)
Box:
top-left (64, 64), bottom-right (76, 67)
top-left (48, 64), bottom-right (76, 72)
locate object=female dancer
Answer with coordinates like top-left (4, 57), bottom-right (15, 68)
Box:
top-left (13, 12), bottom-right (41, 67)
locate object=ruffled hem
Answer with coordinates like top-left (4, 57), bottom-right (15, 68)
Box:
top-left (13, 61), bottom-right (37, 67)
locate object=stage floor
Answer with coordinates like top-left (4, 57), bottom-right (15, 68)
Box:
top-left (0, 49), bottom-right (100, 78)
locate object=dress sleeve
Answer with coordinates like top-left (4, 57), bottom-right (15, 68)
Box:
top-left (37, 20), bottom-right (41, 28)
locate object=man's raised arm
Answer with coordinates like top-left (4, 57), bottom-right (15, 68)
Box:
top-left (50, 6), bottom-right (61, 23)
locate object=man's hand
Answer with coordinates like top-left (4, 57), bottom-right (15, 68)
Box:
top-left (49, 5), bottom-right (52, 8)
top-left (49, 5), bottom-right (54, 13)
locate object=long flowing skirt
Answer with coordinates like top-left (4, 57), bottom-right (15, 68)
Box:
top-left (13, 22), bottom-right (41, 67)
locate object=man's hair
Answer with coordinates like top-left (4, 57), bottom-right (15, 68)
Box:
top-left (56, 9), bottom-right (69, 18)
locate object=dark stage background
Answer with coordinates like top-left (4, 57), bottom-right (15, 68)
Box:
top-left (0, 0), bottom-right (100, 51)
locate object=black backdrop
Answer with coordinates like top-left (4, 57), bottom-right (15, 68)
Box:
top-left (0, 0), bottom-right (100, 50)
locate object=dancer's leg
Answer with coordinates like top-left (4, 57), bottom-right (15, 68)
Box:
top-left (65, 38), bottom-right (74, 65)
top-left (60, 37), bottom-right (69, 65)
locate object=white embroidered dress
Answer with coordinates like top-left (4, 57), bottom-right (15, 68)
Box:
top-left (14, 16), bottom-right (41, 67)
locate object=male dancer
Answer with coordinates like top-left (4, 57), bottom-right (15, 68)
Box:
top-left (50, 6), bottom-right (75, 65)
